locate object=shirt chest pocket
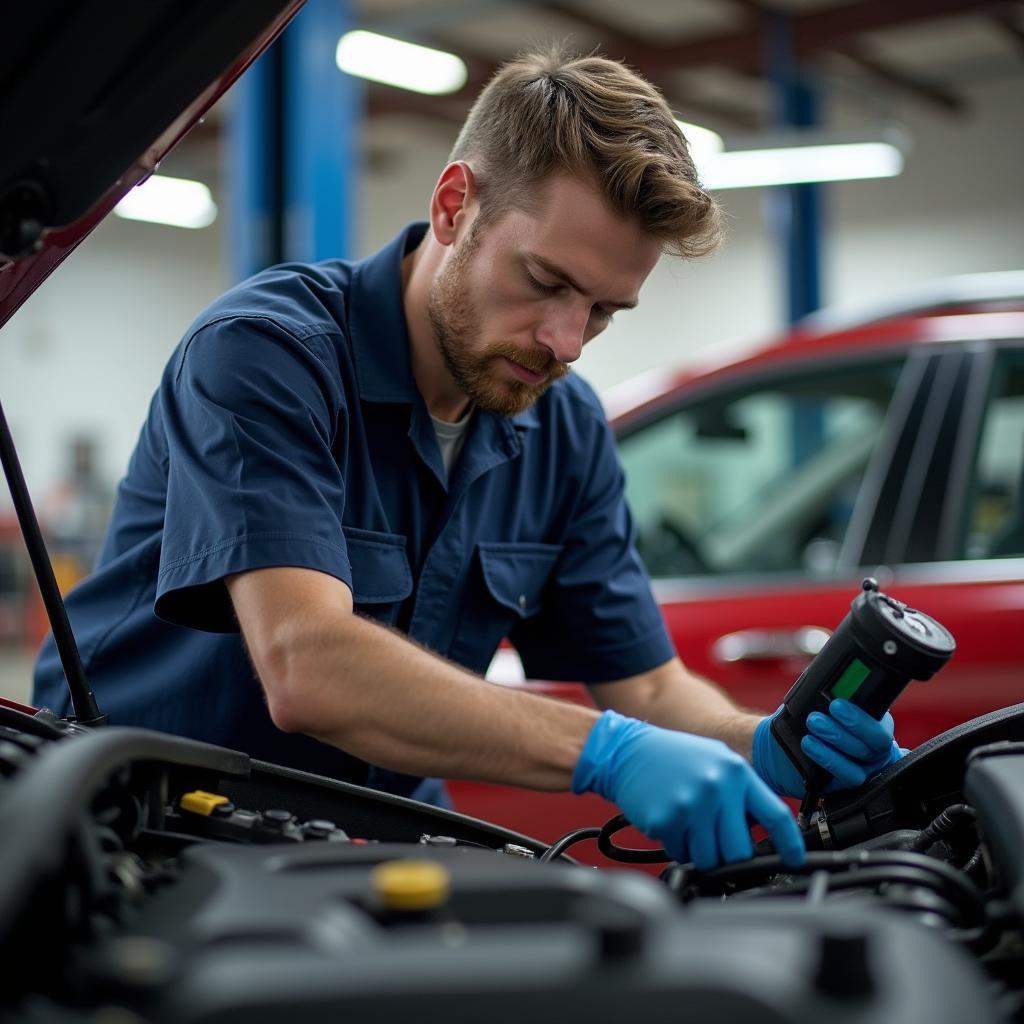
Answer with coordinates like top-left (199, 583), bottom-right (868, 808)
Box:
top-left (343, 526), bottom-right (413, 626)
top-left (448, 541), bottom-right (563, 673)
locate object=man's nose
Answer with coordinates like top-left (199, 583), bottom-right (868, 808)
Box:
top-left (535, 304), bottom-right (588, 364)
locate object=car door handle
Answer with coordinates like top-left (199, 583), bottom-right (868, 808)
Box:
top-left (712, 626), bottom-right (831, 664)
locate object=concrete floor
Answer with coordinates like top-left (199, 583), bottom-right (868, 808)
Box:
top-left (0, 647), bottom-right (35, 706)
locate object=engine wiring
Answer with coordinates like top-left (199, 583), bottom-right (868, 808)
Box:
top-left (911, 803), bottom-right (978, 852)
top-left (596, 813), bottom-right (672, 863)
top-left (537, 826), bottom-right (603, 863)
top-left (538, 805), bottom-right (1003, 953)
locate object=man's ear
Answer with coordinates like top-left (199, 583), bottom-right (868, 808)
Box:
top-left (430, 161), bottom-right (478, 246)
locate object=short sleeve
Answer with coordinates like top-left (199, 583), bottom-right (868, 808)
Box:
top-left (510, 404), bottom-right (676, 683)
top-left (154, 316), bottom-right (352, 632)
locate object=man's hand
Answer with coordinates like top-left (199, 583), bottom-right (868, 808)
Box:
top-left (572, 710), bottom-right (806, 870)
top-left (752, 699), bottom-right (903, 798)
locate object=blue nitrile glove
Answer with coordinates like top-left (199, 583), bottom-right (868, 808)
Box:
top-left (752, 699), bottom-right (904, 798)
top-left (572, 710), bottom-right (805, 870)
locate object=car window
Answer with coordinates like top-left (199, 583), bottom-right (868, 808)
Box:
top-left (959, 352), bottom-right (1024, 559)
top-left (619, 360), bottom-right (904, 578)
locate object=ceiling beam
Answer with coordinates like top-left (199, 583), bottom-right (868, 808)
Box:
top-left (536, 0), bottom-right (676, 70)
top-left (636, 0), bottom-right (999, 75)
top-left (360, 0), bottom-right (995, 132)
top-left (834, 44), bottom-right (967, 113)
top-left (790, 0), bottom-right (995, 48)
top-left (535, 0), bottom-right (761, 126)
top-left (363, 84), bottom-right (762, 138)
top-left (366, 83), bottom-right (469, 126)
top-left (430, 18), bottom-right (762, 130)
top-left (991, 5), bottom-right (1024, 55)
top-left (727, 0), bottom-right (970, 111)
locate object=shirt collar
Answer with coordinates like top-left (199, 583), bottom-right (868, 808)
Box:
top-left (346, 221), bottom-right (540, 431)
top-left (346, 222), bottom-right (425, 404)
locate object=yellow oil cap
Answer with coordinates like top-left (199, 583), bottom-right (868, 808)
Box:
top-left (371, 859), bottom-right (451, 912)
top-left (180, 790), bottom-right (229, 816)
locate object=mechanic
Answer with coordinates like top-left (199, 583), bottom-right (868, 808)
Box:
top-left (34, 48), bottom-right (902, 869)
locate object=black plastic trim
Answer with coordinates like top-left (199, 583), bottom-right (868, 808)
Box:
top-left (0, 727), bottom-right (251, 933)
top-left (936, 344), bottom-right (999, 560)
top-left (965, 750), bottom-right (1024, 922)
top-left (841, 352), bottom-right (934, 567)
top-left (820, 702), bottom-right (1024, 848)
top-left (888, 351), bottom-right (972, 564)
top-left (236, 759), bottom-right (551, 854)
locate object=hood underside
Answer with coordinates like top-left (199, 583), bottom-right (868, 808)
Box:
top-left (0, 0), bottom-right (303, 328)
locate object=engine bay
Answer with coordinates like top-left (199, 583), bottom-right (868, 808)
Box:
top-left (1, 701), bottom-right (1022, 1023)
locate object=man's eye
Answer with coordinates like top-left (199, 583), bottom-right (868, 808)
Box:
top-left (527, 273), bottom-right (561, 295)
top-left (592, 306), bottom-right (614, 324)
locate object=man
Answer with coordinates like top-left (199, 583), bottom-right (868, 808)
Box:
top-left (35, 49), bottom-right (901, 869)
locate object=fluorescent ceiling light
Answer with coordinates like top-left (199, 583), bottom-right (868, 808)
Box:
top-left (698, 140), bottom-right (904, 190)
top-left (336, 30), bottom-right (467, 95)
top-left (675, 119), bottom-right (724, 163)
top-left (114, 175), bottom-right (216, 229)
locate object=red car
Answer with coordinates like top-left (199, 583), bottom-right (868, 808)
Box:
top-left (450, 282), bottom-right (1024, 846)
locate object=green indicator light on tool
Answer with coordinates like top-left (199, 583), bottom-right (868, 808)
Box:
top-left (830, 657), bottom-right (871, 700)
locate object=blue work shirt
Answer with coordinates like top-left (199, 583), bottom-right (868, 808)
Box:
top-left (33, 223), bottom-right (674, 798)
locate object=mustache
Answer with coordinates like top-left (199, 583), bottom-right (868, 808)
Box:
top-left (488, 342), bottom-right (570, 379)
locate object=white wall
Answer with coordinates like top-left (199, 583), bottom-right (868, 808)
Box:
top-left (359, 72), bottom-right (1024, 394)
top-left (0, 216), bottom-right (227, 505)
top-left (1, 71), bottom-right (1022, 505)
top-left (827, 73), bottom-right (1024, 305)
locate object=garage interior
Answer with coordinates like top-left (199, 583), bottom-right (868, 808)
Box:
top-left (1, 1), bottom-right (1023, 693)
top-left (2, 4), bottom-right (1024, 1020)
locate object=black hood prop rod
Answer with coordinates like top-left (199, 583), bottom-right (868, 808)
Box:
top-left (0, 395), bottom-right (105, 726)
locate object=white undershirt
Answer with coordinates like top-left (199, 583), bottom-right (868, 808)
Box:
top-left (429, 407), bottom-right (474, 478)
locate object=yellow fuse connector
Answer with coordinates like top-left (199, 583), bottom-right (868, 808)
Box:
top-left (179, 790), bottom-right (229, 816)
top-left (371, 859), bottom-right (451, 912)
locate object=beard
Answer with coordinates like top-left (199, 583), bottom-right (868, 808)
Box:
top-left (426, 228), bottom-right (569, 417)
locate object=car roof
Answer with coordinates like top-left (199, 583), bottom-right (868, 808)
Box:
top-left (798, 271), bottom-right (1024, 333)
top-left (605, 285), bottom-right (1024, 428)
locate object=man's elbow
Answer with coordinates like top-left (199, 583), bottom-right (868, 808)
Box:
top-left (251, 621), bottom-right (341, 737)
top-left (227, 566), bottom-right (362, 737)
top-left (263, 682), bottom-right (312, 735)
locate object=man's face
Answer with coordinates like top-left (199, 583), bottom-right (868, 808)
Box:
top-left (426, 173), bottom-right (662, 416)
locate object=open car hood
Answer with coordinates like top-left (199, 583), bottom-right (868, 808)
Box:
top-left (0, 0), bottom-right (303, 330)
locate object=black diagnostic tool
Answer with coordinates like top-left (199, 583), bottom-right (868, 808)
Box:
top-left (771, 578), bottom-right (956, 811)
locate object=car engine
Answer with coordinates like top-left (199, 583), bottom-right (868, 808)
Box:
top-left (1, 701), bottom-right (1022, 1023)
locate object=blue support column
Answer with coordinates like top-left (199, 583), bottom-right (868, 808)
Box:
top-left (764, 11), bottom-right (823, 326)
top-left (228, 0), bottom-right (360, 281)
top-left (764, 12), bottom-right (825, 467)
top-left (777, 81), bottom-right (822, 324)
top-left (227, 43), bottom-right (282, 281)
top-left (282, 0), bottom-right (361, 262)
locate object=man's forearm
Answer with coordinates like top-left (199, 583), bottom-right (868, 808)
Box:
top-left (590, 657), bottom-right (762, 758)
top-left (250, 608), bottom-right (600, 789)
top-left (645, 677), bottom-right (760, 758)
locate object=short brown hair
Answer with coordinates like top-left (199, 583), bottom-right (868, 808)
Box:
top-left (449, 47), bottom-right (721, 260)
